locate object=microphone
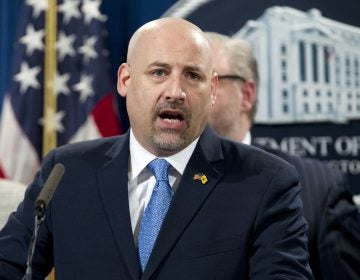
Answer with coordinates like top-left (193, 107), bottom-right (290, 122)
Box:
top-left (23, 163), bottom-right (65, 280)
top-left (35, 163), bottom-right (65, 219)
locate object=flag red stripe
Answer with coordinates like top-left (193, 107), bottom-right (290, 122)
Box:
top-left (92, 93), bottom-right (122, 136)
top-left (0, 165), bottom-right (6, 179)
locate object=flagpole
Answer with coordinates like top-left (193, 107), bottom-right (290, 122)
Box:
top-left (43, 0), bottom-right (57, 156)
top-left (44, 0), bottom-right (57, 279)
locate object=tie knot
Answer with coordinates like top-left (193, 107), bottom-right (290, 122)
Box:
top-left (147, 158), bottom-right (170, 182)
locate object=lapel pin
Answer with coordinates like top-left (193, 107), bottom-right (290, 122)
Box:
top-left (193, 174), bottom-right (208, 185)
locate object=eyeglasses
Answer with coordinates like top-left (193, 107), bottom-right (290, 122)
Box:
top-left (218, 74), bottom-right (247, 83)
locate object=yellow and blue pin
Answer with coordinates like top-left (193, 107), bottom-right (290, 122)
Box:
top-left (193, 173), bottom-right (208, 184)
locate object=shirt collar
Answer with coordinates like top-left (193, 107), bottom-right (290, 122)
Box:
top-left (129, 129), bottom-right (199, 180)
top-left (242, 131), bottom-right (251, 145)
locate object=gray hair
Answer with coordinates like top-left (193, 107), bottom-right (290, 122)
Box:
top-left (205, 32), bottom-right (259, 122)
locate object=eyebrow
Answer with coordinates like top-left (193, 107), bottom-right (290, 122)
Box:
top-left (218, 74), bottom-right (246, 82)
top-left (147, 61), bottom-right (171, 69)
top-left (147, 61), bottom-right (204, 74)
top-left (184, 65), bottom-right (202, 73)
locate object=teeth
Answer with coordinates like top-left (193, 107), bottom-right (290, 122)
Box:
top-left (163, 118), bottom-right (180, 123)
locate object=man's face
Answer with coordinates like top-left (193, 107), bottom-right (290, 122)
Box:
top-left (118, 27), bottom-right (217, 156)
top-left (209, 44), bottom-right (245, 138)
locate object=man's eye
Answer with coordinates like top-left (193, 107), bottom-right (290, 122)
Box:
top-left (186, 72), bottom-right (201, 80)
top-left (151, 69), bottom-right (167, 77)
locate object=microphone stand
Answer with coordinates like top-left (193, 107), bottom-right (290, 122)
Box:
top-left (22, 163), bottom-right (64, 280)
top-left (23, 208), bottom-right (46, 280)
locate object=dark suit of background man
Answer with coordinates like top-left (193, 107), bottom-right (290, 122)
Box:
top-left (0, 18), bottom-right (313, 279)
top-left (205, 31), bottom-right (360, 280)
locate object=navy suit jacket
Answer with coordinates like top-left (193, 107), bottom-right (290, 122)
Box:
top-left (263, 148), bottom-right (360, 280)
top-left (0, 128), bottom-right (312, 279)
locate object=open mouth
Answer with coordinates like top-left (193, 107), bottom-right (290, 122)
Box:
top-left (158, 109), bottom-right (185, 124)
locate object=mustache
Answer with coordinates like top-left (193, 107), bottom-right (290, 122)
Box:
top-left (153, 102), bottom-right (191, 121)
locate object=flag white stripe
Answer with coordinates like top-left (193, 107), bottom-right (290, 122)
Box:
top-left (68, 114), bottom-right (102, 144)
top-left (0, 95), bottom-right (40, 184)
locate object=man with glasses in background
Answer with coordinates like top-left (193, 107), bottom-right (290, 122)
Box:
top-left (206, 31), bottom-right (360, 280)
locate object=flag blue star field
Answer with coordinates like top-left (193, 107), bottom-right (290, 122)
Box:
top-left (0, 0), bottom-right (122, 184)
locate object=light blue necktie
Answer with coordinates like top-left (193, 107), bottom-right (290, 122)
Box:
top-left (138, 158), bottom-right (173, 271)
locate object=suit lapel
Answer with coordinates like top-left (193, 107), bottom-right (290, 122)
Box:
top-left (97, 133), bottom-right (141, 280)
top-left (142, 127), bottom-right (224, 279)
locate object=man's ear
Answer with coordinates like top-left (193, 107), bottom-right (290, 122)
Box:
top-left (211, 71), bottom-right (218, 106)
top-left (241, 80), bottom-right (257, 112)
top-left (117, 63), bottom-right (130, 97)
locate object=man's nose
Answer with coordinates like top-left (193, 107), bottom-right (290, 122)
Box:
top-left (164, 78), bottom-right (186, 102)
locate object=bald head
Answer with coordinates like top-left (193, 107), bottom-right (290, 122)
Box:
top-left (117, 17), bottom-right (218, 156)
top-left (127, 17), bottom-right (213, 67)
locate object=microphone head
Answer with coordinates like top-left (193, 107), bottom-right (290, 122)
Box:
top-left (35, 163), bottom-right (65, 219)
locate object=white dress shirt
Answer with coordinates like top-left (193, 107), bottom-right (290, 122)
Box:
top-left (243, 131), bottom-right (251, 145)
top-left (128, 129), bottom-right (199, 243)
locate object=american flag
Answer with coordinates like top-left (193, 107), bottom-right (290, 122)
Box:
top-left (0, 0), bottom-right (122, 185)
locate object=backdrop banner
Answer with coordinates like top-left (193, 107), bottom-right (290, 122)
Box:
top-left (164, 0), bottom-right (360, 194)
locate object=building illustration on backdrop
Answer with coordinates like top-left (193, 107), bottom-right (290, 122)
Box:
top-left (235, 6), bottom-right (360, 124)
